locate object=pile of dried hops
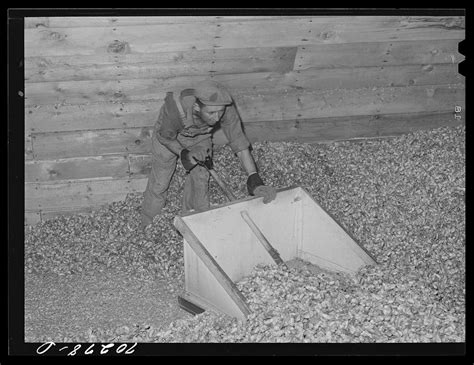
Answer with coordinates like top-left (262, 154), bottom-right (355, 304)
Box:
top-left (25, 125), bottom-right (465, 342)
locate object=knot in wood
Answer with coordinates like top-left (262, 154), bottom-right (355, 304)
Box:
top-left (48, 169), bottom-right (59, 177)
top-left (107, 40), bottom-right (130, 54)
top-left (41, 30), bottom-right (65, 41)
top-left (140, 128), bottom-right (151, 139)
top-left (318, 30), bottom-right (335, 41)
top-left (446, 17), bottom-right (465, 29)
top-left (35, 19), bottom-right (50, 28)
top-left (173, 53), bottom-right (184, 62)
top-left (38, 58), bottom-right (51, 68)
top-left (422, 64), bottom-right (434, 73)
top-left (426, 88), bottom-right (436, 98)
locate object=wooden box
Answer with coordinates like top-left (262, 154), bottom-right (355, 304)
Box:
top-left (174, 186), bottom-right (376, 320)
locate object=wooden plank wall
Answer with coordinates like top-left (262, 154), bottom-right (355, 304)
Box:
top-left (24, 15), bottom-right (465, 224)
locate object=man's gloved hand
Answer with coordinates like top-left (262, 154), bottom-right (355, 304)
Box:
top-left (197, 156), bottom-right (213, 170)
top-left (246, 172), bottom-right (277, 204)
top-left (254, 185), bottom-right (277, 203)
top-left (180, 146), bottom-right (211, 172)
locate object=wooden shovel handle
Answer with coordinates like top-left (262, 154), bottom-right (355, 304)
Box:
top-left (207, 168), bottom-right (237, 202)
top-left (240, 210), bottom-right (286, 267)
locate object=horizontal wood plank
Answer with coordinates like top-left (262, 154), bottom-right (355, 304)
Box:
top-left (25, 155), bottom-right (129, 182)
top-left (214, 16), bottom-right (465, 50)
top-left (24, 71), bottom-right (306, 106)
top-left (24, 21), bottom-right (220, 57)
top-left (25, 177), bottom-right (147, 211)
top-left (295, 39), bottom-right (464, 70)
top-left (24, 16), bottom-right (464, 57)
top-left (25, 80), bottom-right (163, 106)
top-left (24, 16), bottom-right (313, 28)
top-left (25, 64), bottom-right (462, 107)
top-left (26, 100), bottom-right (161, 133)
top-left (29, 84), bottom-right (465, 159)
top-left (243, 111), bottom-right (464, 143)
top-left (235, 83), bottom-right (465, 122)
top-left (25, 46), bottom-right (298, 83)
top-left (31, 127), bottom-right (153, 159)
top-left (25, 74), bottom-right (241, 105)
top-left (281, 63), bottom-right (462, 92)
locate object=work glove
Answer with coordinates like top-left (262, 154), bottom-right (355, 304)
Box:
top-left (196, 156), bottom-right (214, 170)
top-left (180, 146), bottom-right (211, 172)
top-left (247, 173), bottom-right (277, 204)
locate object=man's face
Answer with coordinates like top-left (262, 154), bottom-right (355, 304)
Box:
top-left (197, 104), bottom-right (226, 126)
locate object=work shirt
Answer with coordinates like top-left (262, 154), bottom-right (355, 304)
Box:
top-left (154, 90), bottom-right (250, 153)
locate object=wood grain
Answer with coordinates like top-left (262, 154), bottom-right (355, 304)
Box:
top-left (25, 155), bottom-right (129, 182)
top-left (24, 16), bottom-right (464, 57)
top-left (24, 16), bottom-right (313, 28)
top-left (243, 111), bottom-right (464, 143)
top-left (26, 100), bottom-right (161, 133)
top-left (294, 39), bottom-right (464, 70)
top-left (31, 127), bottom-right (153, 160)
top-left (24, 71), bottom-right (294, 106)
top-left (235, 83), bottom-right (465, 122)
top-left (25, 177), bottom-right (147, 211)
top-left (266, 64), bottom-right (462, 93)
top-left (25, 47), bottom-right (298, 83)
top-left (24, 64), bottom-right (462, 107)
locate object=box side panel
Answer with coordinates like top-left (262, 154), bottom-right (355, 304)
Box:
top-left (299, 190), bottom-right (376, 275)
top-left (183, 239), bottom-right (249, 320)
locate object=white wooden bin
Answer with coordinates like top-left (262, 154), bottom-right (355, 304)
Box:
top-left (173, 186), bottom-right (376, 321)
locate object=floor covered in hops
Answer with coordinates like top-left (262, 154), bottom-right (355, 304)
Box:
top-left (25, 268), bottom-right (189, 342)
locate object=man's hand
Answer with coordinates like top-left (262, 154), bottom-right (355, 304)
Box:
top-left (253, 185), bottom-right (277, 204)
top-left (188, 146), bottom-right (211, 164)
top-left (180, 146), bottom-right (211, 171)
top-left (246, 172), bottom-right (277, 204)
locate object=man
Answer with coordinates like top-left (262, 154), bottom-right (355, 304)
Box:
top-left (140, 80), bottom-right (277, 229)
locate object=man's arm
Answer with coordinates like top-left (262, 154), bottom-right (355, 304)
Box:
top-left (236, 148), bottom-right (257, 176)
top-left (220, 104), bottom-right (252, 154)
top-left (221, 102), bottom-right (276, 203)
top-left (237, 147), bottom-right (277, 203)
